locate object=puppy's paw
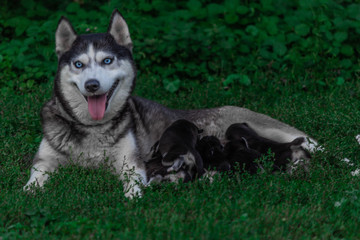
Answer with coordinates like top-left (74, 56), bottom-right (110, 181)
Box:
top-left (147, 174), bottom-right (164, 185)
top-left (167, 157), bottom-right (184, 172)
top-left (301, 137), bottom-right (324, 152)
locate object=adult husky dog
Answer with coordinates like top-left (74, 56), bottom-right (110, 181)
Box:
top-left (24, 10), bottom-right (318, 198)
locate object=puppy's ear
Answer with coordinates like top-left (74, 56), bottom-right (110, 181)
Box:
top-left (55, 17), bottom-right (77, 59)
top-left (108, 9), bottom-right (133, 52)
top-left (241, 137), bottom-right (250, 149)
top-left (290, 137), bottom-right (311, 159)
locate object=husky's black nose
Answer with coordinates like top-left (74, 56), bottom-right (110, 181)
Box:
top-left (85, 79), bottom-right (100, 93)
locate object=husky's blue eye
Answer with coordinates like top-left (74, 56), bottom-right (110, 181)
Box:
top-left (74, 61), bottom-right (83, 68)
top-left (103, 58), bottom-right (113, 64)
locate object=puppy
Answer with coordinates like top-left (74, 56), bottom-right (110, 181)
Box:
top-left (145, 154), bottom-right (191, 184)
top-left (224, 138), bottom-right (263, 174)
top-left (196, 136), bottom-right (231, 172)
top-left (225, 123), bottom-right (311, 172)
top-left (146, 119), bottom-right (205, 183)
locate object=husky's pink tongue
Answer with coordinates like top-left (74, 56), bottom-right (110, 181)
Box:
top-left (87, 94), bottom-right (107, 120)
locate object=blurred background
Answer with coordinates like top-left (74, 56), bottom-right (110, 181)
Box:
top-left (1, 0), bottom-right (359, 95)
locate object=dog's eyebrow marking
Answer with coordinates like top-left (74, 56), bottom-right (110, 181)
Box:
top-left (87, 44), bottom-right (95, 63)
top-left (76, 54), bottom-right (90, 65)
top-left (95, 51), bottom-right (112, 63)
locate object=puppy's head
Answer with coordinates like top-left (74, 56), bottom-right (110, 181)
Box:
top-left (197, 136), bottom-right (224, 161)
top-left (225, 123), bottom-right (258, 141)
top-left (280, 137), bottom-right (311, 173)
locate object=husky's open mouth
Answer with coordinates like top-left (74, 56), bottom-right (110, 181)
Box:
top-left (84, 78), bottom-right (120, 120)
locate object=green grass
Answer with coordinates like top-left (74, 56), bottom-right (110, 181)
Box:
top-left (1, 75), bottom-right (360, 239)
top-left (1, 0), bottom-right (360, 239)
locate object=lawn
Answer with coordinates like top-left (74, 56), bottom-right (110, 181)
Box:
top-left (1, 0), bottom-right (360, 239)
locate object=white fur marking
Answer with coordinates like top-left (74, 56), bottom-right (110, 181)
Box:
top-left (23, 139), bottom-right (61, 190)
top-left (163, 171), bottom-right (186, 183)
top-left (113, 131), bottom-right (146, 198)
top-left (95, 51), bottom-right (112, 63)
top-left (147, 175), bottom-right (164, 185)
top-left (167, 157), bottom-right (184, 172)
top-left (87, 44), bottom-right (95, 61)
top-left (183, 152), bottom-right (195, 167)
top-left (24, 163), bottom-right (50, 189)
top-left (75, 54), bottom-right (90, 65)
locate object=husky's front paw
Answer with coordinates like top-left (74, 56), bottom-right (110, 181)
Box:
top-left (23, 181), bottom-right (42, 194)
top-left (23, 170), bottom-right (49, 192)
top-left (23, 183), bottom-right (33, 192)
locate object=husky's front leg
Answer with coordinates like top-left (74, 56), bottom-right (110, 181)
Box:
top-left (113, 132), bottom-right (147, 198)
top-left (120, 163), bottom-right (147, 198)
top-left (23, 138), bottom-right (61, 190)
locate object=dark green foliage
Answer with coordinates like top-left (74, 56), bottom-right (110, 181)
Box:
top-left (1, 0), bottom-right (360, 239)
top-left (1, 0), bottom-right (359, 94)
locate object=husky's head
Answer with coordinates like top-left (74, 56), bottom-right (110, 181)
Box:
top-left (54, 10), bottom-right (135, 125)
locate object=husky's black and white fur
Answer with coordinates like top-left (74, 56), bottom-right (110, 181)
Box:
top-left (24, 10), bottom-right (319, 198)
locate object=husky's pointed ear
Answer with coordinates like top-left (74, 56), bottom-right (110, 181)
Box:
top-left (108, 10), bottom-right (133, 52)
top-left (55, 16), bottom-right (77, 58)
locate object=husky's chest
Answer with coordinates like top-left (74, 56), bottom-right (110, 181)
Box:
top-left (43, 109), bottom-right (138, 166)
top-left (64, 125), bottom-right (137, 166)
top-left (73, 120), bottom-right (133, 157)
top-left (77, 127), bottom-right (117, 156)
top-left (86, 132), bottom-right (133, 162)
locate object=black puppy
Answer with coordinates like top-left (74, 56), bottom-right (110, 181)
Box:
top-left (196, 135), bottom-right (262, 175)
top-left (146, 119), bottom-right (205, 183)
top-left (225, 123), bottom-right (311, 172)
top-left (196, 136), bottom-right (231, 172)
top-left (224, 138), bottom-right (263, 174)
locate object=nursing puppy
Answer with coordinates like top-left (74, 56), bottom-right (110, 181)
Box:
top-left (225, 123), bottom-right (311, 172)
top-left (146, 119), bottom-right (205, 183)
top-left (196, 136), bottom-right (231, 172)
top-left (145, 153), bottom-right (191, 184)
top-left (224, 138), bottom-right (262, 174)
